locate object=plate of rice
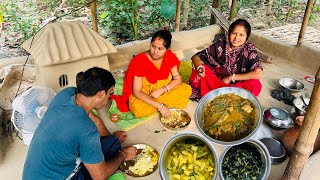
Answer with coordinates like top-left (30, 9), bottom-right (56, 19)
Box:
top-left (160, 108), bottom-right (191, 130)
top-left (120, 144), bottom-right (159, 177)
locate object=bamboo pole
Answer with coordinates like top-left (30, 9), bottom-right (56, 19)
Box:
top-left (182, 0), bottom-right (189, 30)
top-left (282, 67), bottom-right (320, 180)
top-left (210, 0), bottom-right (220, 25)
top-left (267, 0), bottom-right (273, 15)
top-left (90, 1), bottom-right (98, 32)
top-left (175, 0), bottom-right (181, 32)
top-left (297, 0), bottom-right (314, 45)
top-left (230, 0), bottom-right (237, 21)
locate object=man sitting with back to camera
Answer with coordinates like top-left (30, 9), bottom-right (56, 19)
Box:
top-left (23, 67), bottom-right (137, 180)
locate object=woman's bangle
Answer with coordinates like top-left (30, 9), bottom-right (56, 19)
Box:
top-left (162, 87), bottom-right (166, 93)
top-left (165, 85), bottom-right (170, 92)
top-left (157, 103), bottom-right (164, 112)
top-left (119, 150), bottom-right (127, 161)
top-left (196, 65), bottom-right (204, 71)
top-left (232, 74), bottom-right (236, 82)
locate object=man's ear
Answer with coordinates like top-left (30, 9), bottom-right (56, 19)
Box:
top-left (97, 90), bottom-right (106, 100)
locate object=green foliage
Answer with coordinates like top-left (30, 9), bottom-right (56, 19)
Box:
top-left (4, 0), bottom-right (43, 43)
top-left (184, 0), bottom-right (211, 29)
top-left (99, 0), bottom-right (167, 43)
top-left (160, 0), bottom-right (176, 20)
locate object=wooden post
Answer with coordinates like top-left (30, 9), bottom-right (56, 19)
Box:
top-left (267, 0), bottom-right (273, 15)
top-left (210, 0), bottom-right (220, 25)
top-left (297, 0), bottom-right (314, 45)
top-left (282, 67), bottom-right (320, 180)
top-left (90, 1), bottom-right (98, 32)
top-left (182, 0), bottom-right (189, 30)
top-left (175, 0), bottom-right (181, 32)
top-left (230, 0), bottom-right (237, 21)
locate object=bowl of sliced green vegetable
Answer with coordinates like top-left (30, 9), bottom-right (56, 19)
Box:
top-left (219, 139), bottom-right (271, 180)
top-left (159, 132), bottom-right (218, 180)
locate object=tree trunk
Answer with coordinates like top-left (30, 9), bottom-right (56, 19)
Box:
top-left (282, 67), bottom-right (320, 179)
top-left (230, 0), bottom-right (237, 21)
top-left (267, 0), bottom-right (273, 15)
top-left (175, 0), bottom-right (181, 32)
top-left (297, 0), bottom-right (314, 45)
top-left (90, 1), bottom-right (98, 32)
top-left (210, 0), bottom-right (220, 25)
top-left (182, 0), bottom-right (189, 30)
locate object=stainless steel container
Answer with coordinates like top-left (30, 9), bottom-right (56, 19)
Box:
top-left (219, 139), bottom-right (271, 180)
top-left (279, 77), bottom-right (304, 92)
top-left (263, 107), bottom-right (294, 129)
top-left (260, 138), bottom-right (287, 164)
top-left (195, 87), bottom-right (263, 146)
top-left (293, 98), bottom-right (309, 116)
top-left (159, 132), bottom-right (218, 180)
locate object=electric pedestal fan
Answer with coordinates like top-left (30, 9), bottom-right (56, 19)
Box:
top-left (11, 86), bottom-right (56, 145)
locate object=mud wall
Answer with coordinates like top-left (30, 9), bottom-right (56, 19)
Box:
top-left (250, 32), bottom-right (320, 74)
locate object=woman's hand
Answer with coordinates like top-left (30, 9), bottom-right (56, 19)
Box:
top-left (196, 65), bottom-right (205, 78)
top-left (159, 105), bottom-right (171, 118)
top-left (222, 75), bottom-right (232, 84)
top-left (150, 88), bottom-right (164, 99)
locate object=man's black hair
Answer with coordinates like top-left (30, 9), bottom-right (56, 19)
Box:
top-left (76, 67), bottom-right (115, 97)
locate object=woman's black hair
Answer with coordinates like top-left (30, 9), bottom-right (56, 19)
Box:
top-left (76, 67), bottom-right (115, 97)
top-left (151, 30), bottom-right (172, 49)
top-left (228, 19), bottom-right (251, 40)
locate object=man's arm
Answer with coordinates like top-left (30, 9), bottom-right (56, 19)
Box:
top-left (84, 146), bottom-right (137, 179)
top-left (88, 111), bottom-right (110, 137)
top-left (84, 151), bottom-right (124, 180)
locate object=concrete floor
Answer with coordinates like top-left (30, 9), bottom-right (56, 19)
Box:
top-left (0, 55), bottom-right (319, 179)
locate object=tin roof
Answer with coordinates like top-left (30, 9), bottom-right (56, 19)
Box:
top-left (22, 21), bottom-right (117, 66)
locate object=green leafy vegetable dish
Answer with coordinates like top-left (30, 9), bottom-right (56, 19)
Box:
top-left (167, 139), bottom-right (215, 180)
top-left (222, 144), bottom-right (262, 180)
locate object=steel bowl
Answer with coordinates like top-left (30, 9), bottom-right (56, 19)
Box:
top-left (293, 98), bottom-right (309, 116)
top-left (264, 107), bottom-right (294, 129)
top-left (159, 132), bottom-right (218, 180)
top-left (260, 138), bottom-right (287, 164)
top-left (219, 139), bottom-right (271, 180)
top-left (195, 87), bottom-right (263, 146)
top-left (279, 77), bottom-right (304, 92)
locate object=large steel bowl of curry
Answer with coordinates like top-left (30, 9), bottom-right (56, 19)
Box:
top-left (195, 87), bottom-right (263, 146)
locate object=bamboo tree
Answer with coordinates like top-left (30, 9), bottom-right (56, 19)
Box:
top-left (210, 0), bottom-right (220, 25)
top-left (282, 67), bottom-right (320, 179)
top-left (297, 0), bottom-right (314, 45)
top-left (230, 0), bottom-right (237, 21)
top-left (175, 0), bottom-right (181, 32)
top-left (182, 0), bottom-right (189, 30)
top-left (267, 0), bottom-right (273, 15)
top-left (90, 1), bottom-right (98, 32)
